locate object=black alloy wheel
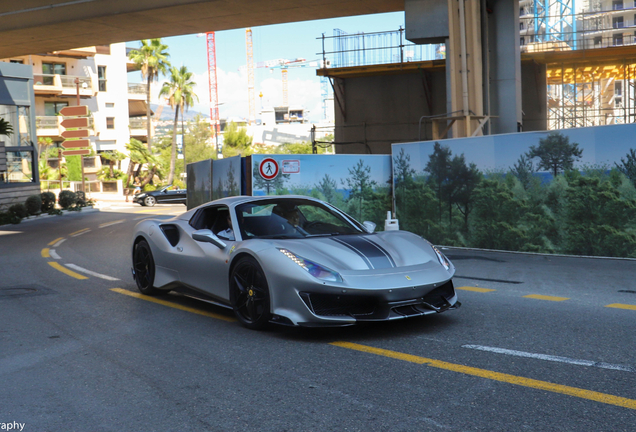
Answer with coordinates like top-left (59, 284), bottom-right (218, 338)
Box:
top-left (133, 239), bottom-right (160, 295)
top-left (230, 256), bottom-right (271, 330)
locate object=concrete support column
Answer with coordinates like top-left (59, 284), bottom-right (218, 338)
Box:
top-left (487, 0), bottom-right (522, 134)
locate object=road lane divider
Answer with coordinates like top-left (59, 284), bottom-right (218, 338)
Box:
top-left (457, 286), bottom-right (496, 293)
top-left (99, 219), bottom-right (125, 228)
top-left (41, 248), bottom-right (50, 258)
top-left (65, 264), bottom-right (119, 281)
top-left (330, 341), bottom-right (636, 410)
top-left (462, 344), bottom-right (635, 372)
top-left (110, 288), bottom-right (236, 322)
top-left (47, 262), bottom-right (89, 280)
top-left (523, 294), bottom-right (570, 301)
top-left (605, 303), bottom-right (636, 311)
top-left (70, 228), bottom-right (91, 237)
top-left (48, 237), bottom-right (65, 247)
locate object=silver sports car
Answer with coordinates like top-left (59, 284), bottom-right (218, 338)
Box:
top-left (131, 195), bottom-right (460, 329)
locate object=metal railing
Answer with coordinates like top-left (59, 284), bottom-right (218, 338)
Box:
top-left (36, 116), bottom-right (59, 129)
top-left (127, 83), bottom-right (147, 95)
top-left (318, 28), bottom-right (443, 69)
top-left (129, 118), bottom-right (148, 129)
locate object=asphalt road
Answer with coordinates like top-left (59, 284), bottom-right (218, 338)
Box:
top-left (1, 203), bottom-right (635, 432)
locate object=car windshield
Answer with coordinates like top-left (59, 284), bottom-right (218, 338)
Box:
top-left (236, 198), bottom-right (365, 240)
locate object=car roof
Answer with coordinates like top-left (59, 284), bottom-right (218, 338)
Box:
top-left (177, 195), bottom-right (324, 221)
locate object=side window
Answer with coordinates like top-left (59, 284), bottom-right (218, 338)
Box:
top-left (189, 206), bottom-right (230, 232)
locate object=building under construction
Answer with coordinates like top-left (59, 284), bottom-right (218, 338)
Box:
top-left (521, 0), bottom-right (636, 129)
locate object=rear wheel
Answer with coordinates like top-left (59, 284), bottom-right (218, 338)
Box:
top-left (230, 256), bottom-right (271, 330)
top-left (144, 196), bottom-right (156, 206)
top-left (133, 239), bottom-right (161, 295)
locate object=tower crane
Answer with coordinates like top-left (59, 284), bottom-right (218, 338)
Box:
top-left (206, 31), bottom-right (221, 153)
top-left (246, 28), bottom-right (256, 124)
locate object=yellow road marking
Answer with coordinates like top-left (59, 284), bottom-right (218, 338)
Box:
top-left (70, 228), bottom-right (90, 236)
top-left (606, 303), bottom-right (636, 311)
top-left (41, 248), bottom-right (50, 258)
top-left (48, 262), bottom-right (89, 280)
top-left (457, 286), bottom-right (496, 293)
top-left (48, 237), bottom-right (64, 246)
top-left (523, 294), bottom-right (570, 301)
top-left (110, 288), bottom-right (236, 322)
top-left (99, 219), bottom-right (125, 228)
top-left (135, 209), bottom-right (165, 213)
top-left (331, 341), bottom-right (636, 410)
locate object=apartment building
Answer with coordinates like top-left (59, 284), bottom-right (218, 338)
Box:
top-left (1, 43), bottom-right (149, 193)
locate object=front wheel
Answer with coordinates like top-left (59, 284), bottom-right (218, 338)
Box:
top-left (144, 196), bottom-right (156, 207)
top-left (133, 239), bottom-right (161, 295)
top-left (230, 256), bottom-right (271, 330)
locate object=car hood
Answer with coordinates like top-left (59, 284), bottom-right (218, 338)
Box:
top-left (266, 231), bottom-right (442, 271)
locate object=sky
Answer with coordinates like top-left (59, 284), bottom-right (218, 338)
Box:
top-left (126, 12), bottom-right (406, 123)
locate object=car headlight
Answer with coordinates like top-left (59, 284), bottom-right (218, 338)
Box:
top-left (278, 248), bottom-right (342, 282)
top-left (430, 243), bottom-right (451, 271)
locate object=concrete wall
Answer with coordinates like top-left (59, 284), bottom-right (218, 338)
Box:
top-left (334, 69), bottom-right (447, 155)
top-left (521, 61), bottom-right (548, 132)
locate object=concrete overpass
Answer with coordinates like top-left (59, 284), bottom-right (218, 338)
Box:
top-left (0, 0), bottom-right (402, 59)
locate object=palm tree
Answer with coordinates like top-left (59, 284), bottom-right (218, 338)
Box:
top-left (159, 65), bottom-right (198, 185)
top-left (128, 39), bottom-right (171, 152)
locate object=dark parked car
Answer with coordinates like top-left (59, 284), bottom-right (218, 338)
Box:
top-left (134, 185), bottom-right (187, 206)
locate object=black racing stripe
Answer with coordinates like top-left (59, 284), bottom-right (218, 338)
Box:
top-left (332, 237), bottom-right (374, 269)
top-left (333, 236), bottom-right (395, 269)
top-left (359, 236), bottom-right (397, 268)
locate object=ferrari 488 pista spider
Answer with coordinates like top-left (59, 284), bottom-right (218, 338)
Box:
top-left (131, 195), bottom-right (460, 329)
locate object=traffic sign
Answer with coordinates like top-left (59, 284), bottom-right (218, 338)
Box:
top-left (61, 117), bottom-right (89, 129)
top-left (61, 139), bottom-right (90, 149)
top-left (59, 105), bottom-right (89, 117)
top-left (61, 129), bottom-right (90, 139)
top-left (62, 149), bottom-right (91, 156)
top-left (259, 158), bottom-right (279, 180)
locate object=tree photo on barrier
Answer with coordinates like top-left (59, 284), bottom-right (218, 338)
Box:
top-left (394, 131), bottom-right (636, 258)
top-left (251, 155), bottom-right (392, 230)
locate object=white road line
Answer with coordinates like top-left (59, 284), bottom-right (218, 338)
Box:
top-left (99, 220), bottom-right (125, 228)
top-left (53, 239), bottom-right (66, 248)
top-left (49, 249), bottom-right (61, 260)
top-left (462, 344), bottom-right (635, 373)
top-left (65, 264), bottom-right (120, 281)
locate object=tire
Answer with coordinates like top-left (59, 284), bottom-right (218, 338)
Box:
top-left (230, 256), bottom-right (271, 330)
top-left (144, 196), bottom-right (156, 207)
top-left (133, 239), bottom-right (161, 295)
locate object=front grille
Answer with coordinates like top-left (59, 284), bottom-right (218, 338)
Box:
top-left (300, 292), bottom-right (377, 317)
top-left (422, 280), bottom-right (455, 308)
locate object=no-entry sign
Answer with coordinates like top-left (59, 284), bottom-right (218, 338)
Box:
top-left (259, 158), bottom-right (279, 180)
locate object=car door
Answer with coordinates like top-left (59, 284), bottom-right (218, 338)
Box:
top-left (173, 205), bottom-right (233, 302)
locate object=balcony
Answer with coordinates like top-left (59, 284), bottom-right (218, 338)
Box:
top-left (49, 46), bottom-right (97, 58)
top-left (129, 117), bottom-right (150, 138)
top-left (128, 83), bottom-right (147, 101)
top-left (34, 74), bottom-right (96, 97)
top-left (36, 115), bottom-right (96, 138)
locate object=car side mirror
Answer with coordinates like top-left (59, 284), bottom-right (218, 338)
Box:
top-left (362, 221), bottom-right (376, 233)
top-left (192, 229), bottom-right (227, 249)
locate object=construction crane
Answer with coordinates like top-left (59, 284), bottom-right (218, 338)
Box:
top-left (246, 28), bottom-right (256, 125)
top-left (206, 31), bottom-right (221, 153)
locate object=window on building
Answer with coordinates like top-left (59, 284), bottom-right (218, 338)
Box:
top-left (105, 103), bottom-right (115, 108)
top-left (613, 16), bottom-right (624, 28)
top-left (594, 36), bottom-right (602, 46)
top-left (9, 59), bottom-right (23, 64)
top-left (613, 0), bottom-right (624, 10)
top-left (98, 66), bottom-right (107, 92)
top-left (615, 81), bottom-right (623, 96)
top-left (106, 117), bottom-right (115, 129)
top-left (41, 62), bottom-right (66, 85)
top-left (614, 33), bottom-right (624, 45)
top-left (520, 22), bottom-right (524, 30)
top-left (44, 101), bottom-right (69, 116)
top-left (520, 37), bottom-right (525, 46)
top-left (0, 105), bottom-right (35, 184)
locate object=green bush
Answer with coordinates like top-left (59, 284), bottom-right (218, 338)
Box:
top-left (58, 190), bottom-right (77, 209)
top-left (8, 203), bottom-right (28, 219)
top-left (0, 211), bottom-right (21, 225)
top-left (75, 190), bottom-right (87, 206)
top-left (25, 195), bottom-right (42, 216)
top-left (41, 192), bottom-right (56, 211)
